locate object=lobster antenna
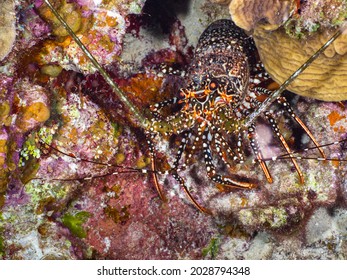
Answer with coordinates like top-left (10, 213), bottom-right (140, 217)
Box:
top-left (29, 140), bottom-right (161, 182)
top-left (243, 26), bottom-right (345, 128)
top-left (261, 138), bottom-right (347, 162)
top-left (38, 139), bottom-right (157, 174)
top-left (264, 155), bottom-right (347, 162)
top-left (43, 0), bottom-right (150, 130)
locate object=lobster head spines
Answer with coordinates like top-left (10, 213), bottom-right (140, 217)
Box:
top-left (187, 19), bottom-right (253, 111)
top-left (187, 48), bottom-right (250, 112)
top-left (180, 65), bottom-right (249, 118)
top-left (196, 19), bottom-right (250, 56)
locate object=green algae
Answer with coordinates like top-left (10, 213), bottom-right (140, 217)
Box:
top-left (19, 127), bottom-right (57, 183)
top-left (238, 207), bottom-right (289, 229)
top-left (202, 237), bottom-right (220, 259)
top-left (283, 0), bottom-right (347, 39)
top-left (331, 4), bottom-right (347, 26)
top-left (20, 127), bottom-right (54, 167)
top-left (128, 1), bottom-right (142, 14)
top-left (308, 22), bottom-right (320, 33)
top-left (306, 171), bottom-right (330, 202)
top-left (25, 181), bottom-right (70, 213)
top-left (61, 211), bottom-right (91, 238)
top-left (20, 137), bottom-right (41, 164)
top-left (284, 18), bottom-right (305, 39)
top-left (111, 122), bottom-right (122, 138)
top-left (0, 235), bottom-right (4, 258)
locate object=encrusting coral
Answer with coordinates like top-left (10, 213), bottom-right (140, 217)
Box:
top-left (13, 80), bottom-right (51, 133)
top-left (229, 0), bottom-right (295, 31)
top-left (35, 0), bottom-right (141, 74)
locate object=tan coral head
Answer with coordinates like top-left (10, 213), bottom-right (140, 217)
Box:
top-left (229, 0), bottom-right (296, 31)
top-left (254, 27), bottom-right (347, 102)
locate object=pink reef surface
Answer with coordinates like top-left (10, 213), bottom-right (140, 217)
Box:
top-left (1, 0), bottom-right (347, 260)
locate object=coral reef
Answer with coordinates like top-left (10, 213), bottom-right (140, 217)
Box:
top-left (35, 0), bottom-right (146, 74)
top-left (0, 76), bottom-right (50, 210)
top-left (254, 25), bottom-right (347, 101)
top-left (229, 0), bottom-right (296, 31)
top-left (1, 0), bottom-right (347, 261)
top-left (223, 0), bottom-right (347, 32)
top-left (14, 81), bottom-right (51, 133)
top-left (215, 0), bottom-right (347, 101)
top-left (252, 0), bottom-right (347, 101)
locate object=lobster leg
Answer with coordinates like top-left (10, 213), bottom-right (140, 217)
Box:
top-left (199, 122), bottom-right (243, 169)
top-left (254, 87), bottom-right (326, 159)
top-left (148, 124), bottom-right (208, 213)
top-left (247, 124), bottom-right (273, 183)
top-left (202, 128), bottom-right (256, 189)
top-left (213, 131), bottom-right (237, 168)
top-left (172, 173), bottom-right (211, 214)
top-left (213, 128), bottom-right (260, 181)
top-left (169, 127), bottom-right (211, 213)
top-left (276, 96), bottom-right (326, 159)
top-left (264, 111), bottom-right (305, 184)
top-left (145, 132), bottom-right (167, 202)
top-left (172, 130), bottom-right (192, 171)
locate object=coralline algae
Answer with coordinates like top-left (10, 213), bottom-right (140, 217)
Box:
top-left (0, 0), bottom-right (347, 260)
top-left (34, 0), bottom-right (129, 73)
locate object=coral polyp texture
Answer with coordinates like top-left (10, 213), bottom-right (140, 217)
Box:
top-left (0, 0), bottom-right (347, 260)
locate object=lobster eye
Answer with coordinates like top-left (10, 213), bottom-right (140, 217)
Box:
top-left (209, 80), bottom-right (218, 90)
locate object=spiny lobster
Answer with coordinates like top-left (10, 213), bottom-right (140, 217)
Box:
top-left (139, 19), bottom-right (329, 213)
top-left (35, 0), bottom-right (345, 214)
